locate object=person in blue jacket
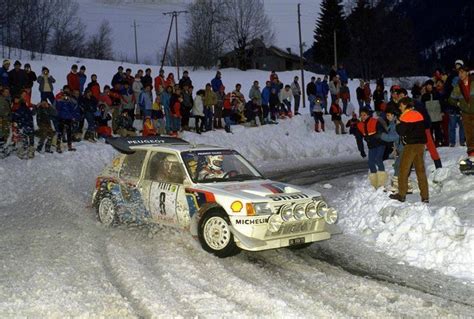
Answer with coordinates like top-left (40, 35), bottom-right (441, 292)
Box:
top-left (337, 63), bottom-right (349, 84)
top-left (211, 71), bottom-right (223, 93)
top-left (0, 60), bottom-right (10, 87)
top-left (56, 88), bottom-right (78, 152)
top-left (78, 65), bottom-right (87, 94)
top-left (261, 81), bottom-right (271, 124)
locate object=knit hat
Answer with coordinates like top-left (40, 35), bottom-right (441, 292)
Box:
top-left (13, 60), bottom-right (21, 66)
top-left (455, 59), bottom-right (464, 66)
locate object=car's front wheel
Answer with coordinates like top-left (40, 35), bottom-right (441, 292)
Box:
top-left (198, 210), bottom-right (240, 258)
top-left (97, 195), bottom-right (118, 226)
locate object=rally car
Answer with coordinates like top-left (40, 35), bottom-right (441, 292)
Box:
top-left (92, 136), bottom-right (339, 257)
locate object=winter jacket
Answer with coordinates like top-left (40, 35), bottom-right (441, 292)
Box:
top-left (67, 72), bottom-right (80, 92)
top-left (271, 81), bottom-right (283, 95)
top-left (171, 100), bottom-right (182, 118)
top-left (357, 117), bottom-right (385, 149)
top-left (13, 103), bottom-right (35, 131)
top-left (269, 92), bottom-right (280, 107)
top-left (139, 91), bottom-right (153, 111)
top-left (422, 92), bottom-right (442, 122)
top-left (340, 86), bottom-right (350, 101)
top-left (86, 81), bottom-right (101, 100)
top-left (396, 109), bottom-right (427, 145)
top-left (8, 69), bottom-right (28, 95)
top-left (381, 119), bottom-right (400, 144)
top-left (211, 76), bottom-right (223, 92)
top-left (203, 89), bottom-right (217, 107)
top-left (414, 100), bottom-right (432, 129)
top-left (192, 95), bottom-right (204, 117)
top-left (329, 80), bottom-right (340, 96)
top-left (111, 72), bottom-right (124, 87)
top-left (356, 87), bottom-right (365, 101)
top-left (109, 89), bottom-right (122, 108)
top-left (346, 118), bottom-right (360, 135)
top-left (154, 75), bottom-right (165, 91)
top-left (36, 105), bottom-right (57, 128)
top-left (160, 91), bottom-right (171, 110)
top-left (182, 91), bottom-right (193, 113)
top-left (0, 96), bottom-right (11, 119)
top-left (329, 103), bottom-right (343, 121)
top-left (261, 86), bottom-right (271, 105)
top-left (56, 98), bottom-right (79, 120)
top-left (79, 95), bottom-right (98, 114)
top-left (143, 120), bottom-right (157, 136)
top-left (141, 75), bottom-right (153, 89)
top-left (121, 92), bottom-right (135, 111)
top-left (279, 89), bottom-right (293, 103)
top-left (117, 114), bottom-right (135, 131)
top-left (165, 74), bottom-right (176, 89)
top-left (79, 73), bottom-right (87, 93)
top-left (0, 67), bottom-right (9, 86)
top-left (25, 71), bottom-right (37, 89)
top-left (291, 80), bottom-right (301, 96)
top-left (37, 75), bottom-right (56, 93)
top-left (248, 85), bottom-right (262, 105)
top-left (337, 68), bottom-right (348, 84)
top-left (132, 79), bottom-right (143, 101)
top-left (448, 75), bottom-right (474, 114)
top-left (306, 81), bottom-right (317, 96)
top-left (321, 80), bottom-right (329, 96)
top-left (373, 89), bottom-right (385, 111)
top-left (178, 76), bottom-right (192, 89)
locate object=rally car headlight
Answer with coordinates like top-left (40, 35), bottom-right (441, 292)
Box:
top-left (253, 202), bottom-right (273, 215)
top-left (315, 200), bottom-right (328, 218)
top-left (305, 202), bottom-right (318, 219)
top-left (280, 205), bottom-right (293, 222)
top-left (293, 204), bottom-right (306, 220)
top-left (268, 214), bottom-right (283, 232)
top-left (323, 207), bottom-right (338, 224)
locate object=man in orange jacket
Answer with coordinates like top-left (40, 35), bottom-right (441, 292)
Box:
top-left (390, 97), bottom-right (429, 203)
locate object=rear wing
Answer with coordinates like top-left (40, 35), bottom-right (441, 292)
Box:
top-left (106, 136), bottom-right (189, 154)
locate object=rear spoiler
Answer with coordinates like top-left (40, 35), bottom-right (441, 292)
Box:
top-left (106, 136), bottom-right (189, 154)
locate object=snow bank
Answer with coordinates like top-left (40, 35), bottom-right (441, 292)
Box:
top-left (335, 147), bottom-right (474, 281)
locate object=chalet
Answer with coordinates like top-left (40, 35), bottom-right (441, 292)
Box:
top-left (219, 39), bottom-right (303, 71)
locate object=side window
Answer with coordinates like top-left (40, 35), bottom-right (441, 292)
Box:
top-left (145, 152), bottom-right (185, 184)
top-left (120, 150), bottom-right (147, 181)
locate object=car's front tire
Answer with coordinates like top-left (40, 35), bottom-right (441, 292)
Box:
top-left (97, 195), bottom-right (118, 226)
top-left (198, 210), bottom-right (240, 258)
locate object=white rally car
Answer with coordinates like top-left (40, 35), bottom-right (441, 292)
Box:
top-left (92, 137), bottom-right (339, 257)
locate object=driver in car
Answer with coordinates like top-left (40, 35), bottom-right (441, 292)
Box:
top-left (198, 155), bottom-right (226, 180)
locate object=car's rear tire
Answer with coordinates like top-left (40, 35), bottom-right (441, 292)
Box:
top-left (198, 210), bottom-right (240, 258)
top-left (97, 195), bottom-right (118, 226)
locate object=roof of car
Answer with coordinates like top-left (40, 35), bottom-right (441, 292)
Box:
top-left (106, 137), bottom-right (229, 154)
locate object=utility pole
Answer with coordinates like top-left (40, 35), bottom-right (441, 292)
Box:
top-left (163, 10), bottom-right (187, 78)
top-left (297, 3), bottom-right (306, 108)
top-left (132, 20), bottom-right (139, 64)
top-left (333, 30), bottom-right (337, 68)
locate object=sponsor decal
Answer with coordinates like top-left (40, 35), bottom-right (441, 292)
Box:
top-left (265, 220), bottom-right (317, 237)
top-left (127, 139), bottom-right (166, 145)
top-left (156, 182), bottom-right (174, 191)
top-left (235, 217), bottom-right (269, 225)
top-left (261, 183), bottom-right (285, 194)
top-left (185, 188), bottom-right (216, 207)
top-left (268, 193), bottom-right (310, 201)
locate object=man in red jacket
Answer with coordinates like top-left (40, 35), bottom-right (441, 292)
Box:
top-left (67, 64), bottom-right (80, 92)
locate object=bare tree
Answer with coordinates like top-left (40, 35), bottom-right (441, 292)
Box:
top-left (181, 0), bottom-right (227, 69)
top-left (86, 20), bottom-right (114, 60)
top-left (222, 0), bottom-right (274, 70)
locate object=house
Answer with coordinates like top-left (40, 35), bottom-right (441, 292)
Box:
top-left (219, 39), bottom-right (304, 71)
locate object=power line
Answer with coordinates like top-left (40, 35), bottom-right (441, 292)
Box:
top-left (162, 10), bottom-right (187, 79)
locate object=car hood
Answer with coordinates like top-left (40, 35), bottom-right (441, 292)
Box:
top-left (195, 179), bottom-right (321, 201)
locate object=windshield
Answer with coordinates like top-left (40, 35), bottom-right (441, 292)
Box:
top-left (181, 150), bottom-right (263, 183)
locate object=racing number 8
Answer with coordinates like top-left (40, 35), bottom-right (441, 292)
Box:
top-left (159, 192), bottom-right (166, 215)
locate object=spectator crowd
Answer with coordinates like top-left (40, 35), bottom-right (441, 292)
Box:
top-left (0, 57), bottom-right (472, 206)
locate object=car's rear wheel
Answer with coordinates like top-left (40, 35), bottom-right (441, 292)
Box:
top-left (97, 196), bottom-right (118, 226)
top-left (198, 210), bottom-right (240, 258)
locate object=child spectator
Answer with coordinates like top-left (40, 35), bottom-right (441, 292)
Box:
top-left (12, 93), bottom-right (35, 159)
top-left (330, 99), bottom-right (346, 134)
top-left (96, 104), bottom-right (112, 139)
top-left (346, 112), bottom-right (365, 157)
top-left (36, 100), bottom-right (56, 153)
top-left (192, 89), bottom-right (205, 134)
top-left (152, 95), bottom-right (165, 135)
top-left (311, 97), bottom-right (325, 132)
top-left (171, 95), bottom-right (183, 136)
top-left (116, 109), bottom-right (136, 137)
top-left (143, 116), bottom-right (157, 137)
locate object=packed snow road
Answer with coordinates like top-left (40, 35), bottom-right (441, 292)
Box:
top-left (0, 145), bottom-right (473, 317)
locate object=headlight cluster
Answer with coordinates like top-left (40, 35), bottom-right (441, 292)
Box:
top-left (253, 202), bottom-right (273, 215)
top-left (276, 200), bottom-right (338, 224)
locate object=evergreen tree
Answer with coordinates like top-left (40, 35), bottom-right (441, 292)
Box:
top-left (311, 0), bottom-right (349, 68)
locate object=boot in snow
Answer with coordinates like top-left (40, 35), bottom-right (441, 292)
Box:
top-left (368, 173), bottom-right (378, 189)
top-left (314, 123), bottom-right (320, 132)
top-left (376, 171), bottom-right (388, 188)
top-left (321, 123), bottom-right (325, 132)
top-left (68, 144), bottom-right (77, 152)
top-left (56, 140), bottom-right (63, 153)
top-left (28, 146), bottom-right (35, 159)
top-left (389, 193), bottom-right (406, 202)
top-left (37, 139), bottom-right (45, 153)
top-left (45, 138), bottom-right (53, 153)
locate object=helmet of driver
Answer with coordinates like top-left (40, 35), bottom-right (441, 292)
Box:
top-left (163, 155), bottom-right (180, 176)
top-left (207, 155), bottom-right (223, 171)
